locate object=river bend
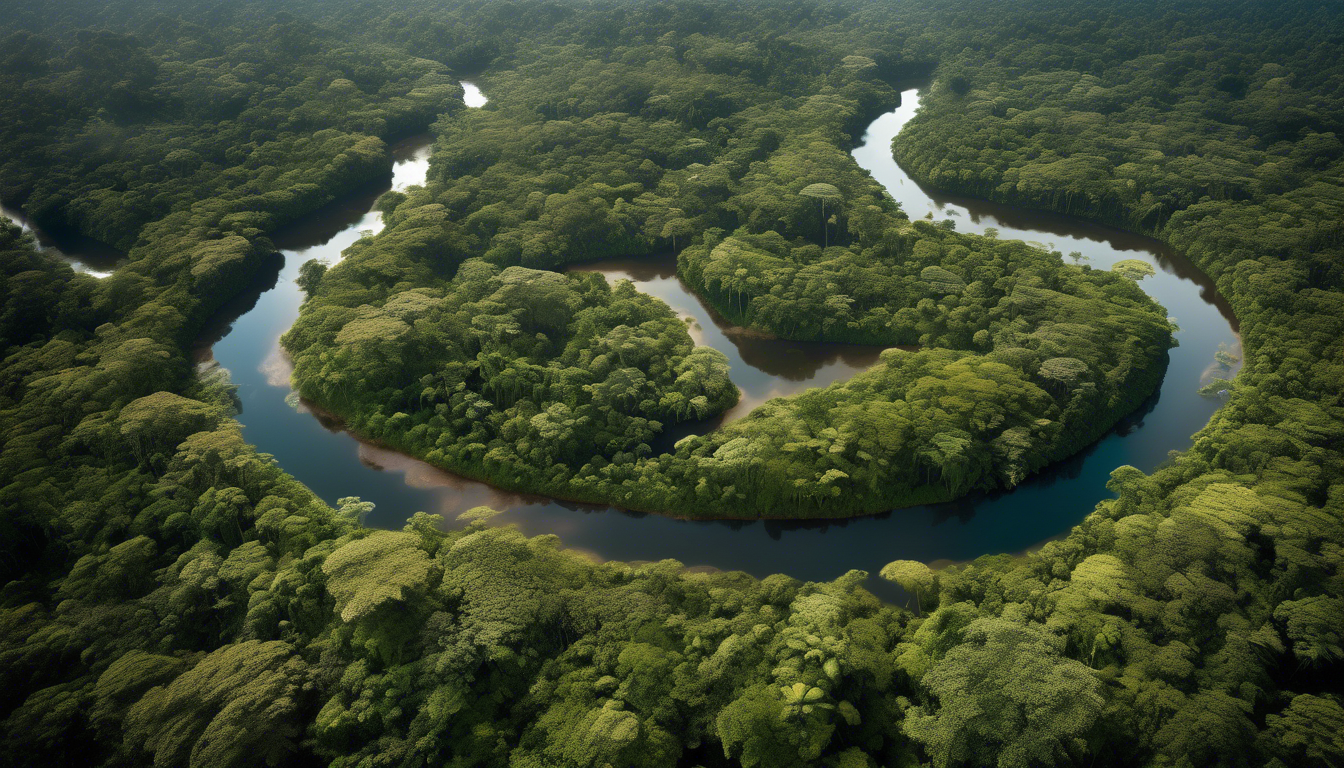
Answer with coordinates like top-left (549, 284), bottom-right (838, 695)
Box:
top-left (14, 84), bottom-right (1241, 591)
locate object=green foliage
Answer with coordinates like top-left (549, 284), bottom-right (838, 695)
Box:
top-left (123, 641), bottom-right (310, 767)
top-left (0, 1), bottom-right (1341, 767)
top-left (1262, 695), bottom-right (1344, 768)
top-left (1111, 259), bottom-right (1155, 280)
top-left (322, 531), bottom-right (435, 623)
top-left (903, 616), bottom-right (1104, 768)
top-left (117, 391), bottom-right (222, 468)
top-left (1274, 596), bottom-right (1344, 666)
top-left (286, 36), bottom-right (1172, 518)
top-left (284, 258), bottom-right (740, 502)
top-left (295, 258), bottom-right (328, 299)
top-left (90, 651), bottom-right (187, 736)
top-left (880, 560), bottom-right (936, 615)
top-left (799, 183), bottom-right (844, 201)
top-left (717, 683), bottom-right (835, 768)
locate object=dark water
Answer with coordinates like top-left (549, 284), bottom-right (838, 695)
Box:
top-left (38, 83), bottom-right (1242, 591)
top-left (0, 201), bottom-right (124, 276)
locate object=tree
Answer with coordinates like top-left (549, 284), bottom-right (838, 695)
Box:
top-left (1274, 596), bottom-right (1344, 666)
top-left (660, 217), bottom-right (694, 251)
top-left (322, 531), bottom-right (434, 623)
top-left (920, 265), bottom-right (965, 295)
top-left (798, 183), bottom-right (842, 248)
top-left (90, 652), bottom-right (187, 736)
top-left (903, 616), bottom-right (1104, 768)
top-left (117, 392), bottom-right (221, 467)
top-left (1111, 259), bottom-right (1154, 280)
top-left (1037, 357), bottom-right (1090, 395)
top-left (296, 259), bottom-right (327, 298)
top-left (1261, 695), bottom-right (1344, 768)
top-left (880, 559), bottom-right (936, 615)
top-left (1152, 690), bottom-right (1256, 766)
top-left (123, 641), bottom-right (309, 768)
top-left (716, 683), bottom-right (836, 768)
top-left (336, 496), bottom-right (375, 526)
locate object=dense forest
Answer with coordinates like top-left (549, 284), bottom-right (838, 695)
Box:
top-left (0, 0), bottom-right (1341, 766)
top-left (284, 36), bottom-right (1175, 516)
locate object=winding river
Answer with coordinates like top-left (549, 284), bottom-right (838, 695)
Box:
top-left (11, 84), bottom-right (1240, 595)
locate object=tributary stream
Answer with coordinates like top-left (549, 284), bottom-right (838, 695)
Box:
top-left (9, 84), bottom-right (1240, 593)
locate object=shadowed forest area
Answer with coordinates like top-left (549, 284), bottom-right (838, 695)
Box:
top-left (0, 0), bottom-right (1341, 766)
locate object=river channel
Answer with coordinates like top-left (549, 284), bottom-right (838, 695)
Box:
top-left (0, 201), bottom-right (124, 277)
top-left (11, 83), bottom-right (1240, 592)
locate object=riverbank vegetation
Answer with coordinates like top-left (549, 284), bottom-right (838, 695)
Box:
top-left (0, 13), bottom-right (460, 253)
top-left (284, 257), bottom-right (741, 479)
top-left (287, 29), bottom-right (1173, 517)
top-left (1, 0), bottom-right (1341, 767)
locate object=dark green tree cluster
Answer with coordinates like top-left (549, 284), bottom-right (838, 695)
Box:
top-left (283, 257), bottom-right (739, 486)
top-left (0, 0), bottom-right (1341, 766)
top-left (380, 39), bottom-right (900, 269)
top-left (0, 15), bottom-right (461, 252)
